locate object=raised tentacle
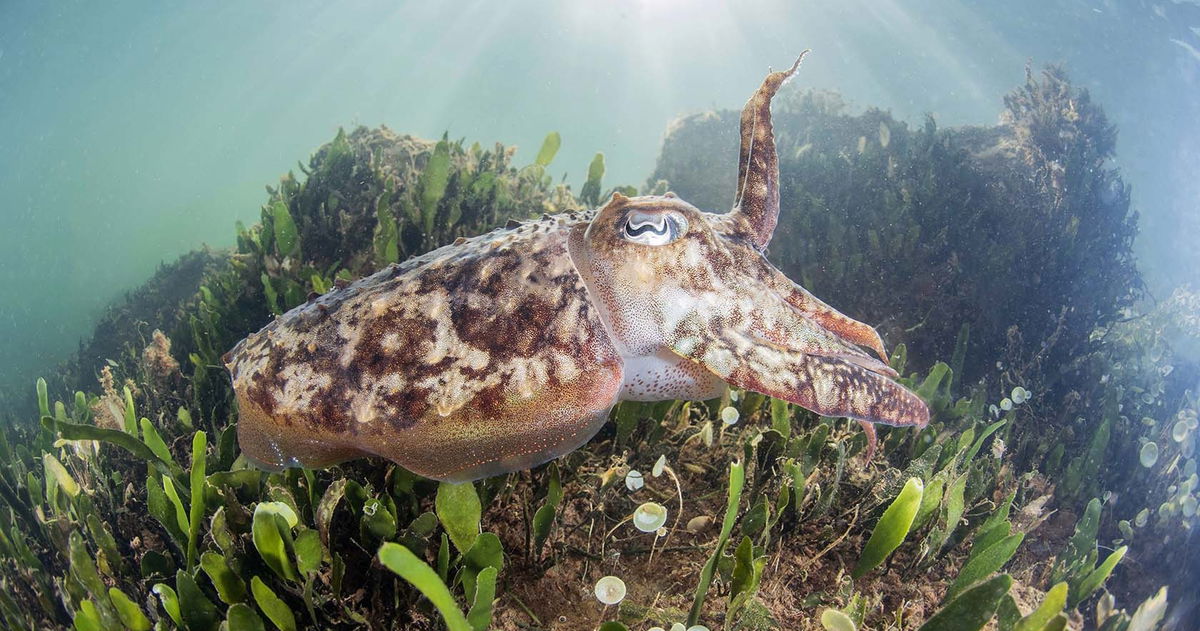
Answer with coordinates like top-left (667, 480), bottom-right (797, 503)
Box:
top-left (733, 51), bottom-right (809, 250)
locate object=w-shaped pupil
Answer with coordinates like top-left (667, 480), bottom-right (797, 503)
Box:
top-left (626, 218), bottom-right (667, 236)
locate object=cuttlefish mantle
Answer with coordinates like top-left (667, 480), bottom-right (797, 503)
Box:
top-left (225, 52), bottom-right (930, 482)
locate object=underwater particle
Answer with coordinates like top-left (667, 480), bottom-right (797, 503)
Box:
top-left (1140, 441), bottom-right (1160, 468)
top-left (688, 626), bottom-right (711, 631)
top-left (1182, 494), bottom-right (1197, 518)
top-left (648, 628), bottom-right (666, 631)
top-left (633, 502), bottom-right (668, 533)
top-left (625, 469), bottom-right (645, 491)
top-left (720, 406), bottom-right (740, 425)
top-left (878, 121), bottom-right (891, 148)
top-left (594, 576), bottom-right (626, 605)
top-left (729, 390), bottom-right (741, 402)
top-left (1173, 419), bottom-right (1189, 443)
top-left (1000, 398), bottom-right (1013, 411)
top-left (652, 455), bottom-right (667, 477)
top-left (991, 437), bottom-right (1006, 460)
top-left (670, 625), bottom-right (687, 631)
top-left (1135, 508), bottom-right (1149, 527)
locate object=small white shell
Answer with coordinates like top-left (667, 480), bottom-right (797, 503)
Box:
top-left (633, 502), bottom-right (668, 533)
top-left (625, 469), bottom-right (644, 491)
top-left (594, 576), bottom-right (626, 605)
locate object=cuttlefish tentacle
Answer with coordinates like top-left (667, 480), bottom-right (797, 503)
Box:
top-left (733, 51), bottom-right (809, 251)
top-left (739, 276), bottom-right (897, 378)
top-left (665, 312), bottom-right (927, 459)
top-left (736, 262), bottom-right (904, 461)
top-left (757, 256), bottom-right (891, 364)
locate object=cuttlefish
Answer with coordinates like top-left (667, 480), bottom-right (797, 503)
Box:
top-left (225, 53), bottom-right (929, 482)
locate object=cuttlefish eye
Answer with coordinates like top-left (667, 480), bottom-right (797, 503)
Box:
top-left (620, 210), bottom-right (687, 246)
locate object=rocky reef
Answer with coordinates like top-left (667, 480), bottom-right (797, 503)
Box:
top-left (0, 67), bottom-right (1193, 631)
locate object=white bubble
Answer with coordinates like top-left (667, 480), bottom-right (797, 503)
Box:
top-left (625, 469), bottom-right (644, 491)
top-left (720, 406), bottom-right (740, 425)
top-left (594, 576), bottom-right (626, 605)
top-left (1000, 398), bottom-right (1013, 411)
top-left (633, 502), bottom-right (668, 532)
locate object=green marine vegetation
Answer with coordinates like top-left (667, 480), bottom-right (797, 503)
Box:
top-left (0, 65), bottom-right (1192, 630)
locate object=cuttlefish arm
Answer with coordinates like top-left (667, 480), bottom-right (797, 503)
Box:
top-left (762, 265), bottom-right (891, 364)
top-left (659, 253), bottom-right (927, 459)
top-left (733, 51), bottom-right (809, 251)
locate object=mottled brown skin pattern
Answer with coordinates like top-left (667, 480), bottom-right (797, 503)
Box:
top-left (227, 54), bottom-right (929, 481)
top-left (229, 212), bottom-right (624, 481)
